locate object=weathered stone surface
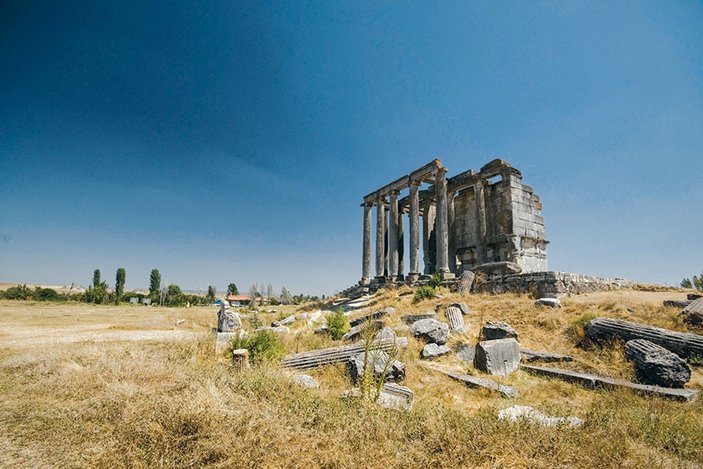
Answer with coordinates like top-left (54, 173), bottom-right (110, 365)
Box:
top-left (481, 321), bottom-right (518, 341)
top-left (451, 302), bottom-right (470, 315)
top-left (522, 365), bottom-right (698, 402)
top-left (255, 326), bottom-right (290, 334)
top-left (520, 348), bottom-right (573, 363)
top-left (282, 337), bottom-right (408, 370)
top-left (421, 363), bottom-right (518, 398)
top-left (375, 326), bottom-right (396, 340)
top-left (411, 318), bottom-right (450, 345)
top-left (585, 317), bottom-right (703, 360)
top-left (681, 298), bottom-right (703, 327)
top-left (445, 306), bottom-right (467, 333)
top-left (377, 383), bottom-right (414, 410)
top-left (272, 315), bottom-right (296, 327)
top-left (215, 332), bottom-right (235, 353)
top-left (624, 339), bottom-right (691, 388)
top-left (231, 349), bottom-right (249, 370)
top-left (455, 343), bottom-right (475, 363)
top-left (217, 309), bottom-right (242, 332)
top-left (401, 313), bottom-right (435, 324)
top-left (292, 374), bottom-right (319, 389)
top-left (314, 325), bottom-right (328, 335)
top-left (474, 338), bottom-right (520, 376)
top-left (421, 343), bottom-right (451, 359)
top-left (664, 300), bottom-right (692, 308)
top-left (472, 261), bottom-right (522, 276)
top-left (534, 298), bottom-right (561, 308)
top-left (457, 271), bottom-right (475, 294)
top-left (343, 320), bottom-right (384, 341)
top-left (350, 307), bottom-right (394, 328)
top-left (688, 293), bottom-right (703, 301)
top-left (348, 350), bottom-right (405, 382)
top-left (498, 405), bottom-right (584, 427)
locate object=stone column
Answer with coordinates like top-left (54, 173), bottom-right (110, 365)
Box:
top-left (375, 196), bottom-right (386, 278)
top-left (474, 181), bottom-right (487, 264)
top-left (447, 191), bottom-right (457, 274)
top-left (408, 182), bottom-right (420, 281)
top-left (435, 167), bottom-right (453, 278)
top-left (397, 201), bottom-right (404, 278)
top-left (388, 191), bottom-right (399, 279)
top-left (422, 201), bottom-right (436, 274)
top-left (361, 202), bottom-right (372, 285)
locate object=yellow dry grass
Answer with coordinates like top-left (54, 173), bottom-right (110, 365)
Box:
top-left (1, 290), bottom-right (702, 468)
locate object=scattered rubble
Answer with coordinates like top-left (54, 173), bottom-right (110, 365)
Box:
top-left (255, 326), bottom-right (290, 334)
top-left (523, 365), bottom-right (698, 402)
top-left (401, 313), bottom-right (435, 324)
top-left (343, 320), bottom-right (384, 341)
top-left (421, 343), bottom-right (451, 359)
top-left (481, 321), bottom-right (518, 341)
top-left (421, 363), bottom-right (518, 398)
top-left (455, 343), bottom-right (475, 363)
top-left (585, 317), bottom-right (703, 360)
top-left (350, 307), bottom-right (395, 328)
top-left (341, 383), bottom-right (414, 410)
top-left (411, 318), bottom-right (450, 345)
top-left (474, 338), bottom-right (521, 376)
top-left (445, 306), bottom-right (467, 333)
top-left (375, 326), bottom-right (397, 340)
top-left (282, 337), bottom-right (408, 370)
top-left (272, 315), bottom-right (296, 327)
top-left (664, 300), bottom-right (692, 308)
top-left (292, 374), bottom-right (320, 389)
top-left (534, 298), bottom-right (561, 308)
top-left (680, 298), bottom-right (703, 327)
top-left (498, 405), bottom-right (583, 427)
top-left (624, 339), bottom-right (691, 388)
top-left (348, 350), bottom-right (405, 382)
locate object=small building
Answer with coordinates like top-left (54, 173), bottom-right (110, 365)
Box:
top-left (226, 295), bottom-right (252, 307)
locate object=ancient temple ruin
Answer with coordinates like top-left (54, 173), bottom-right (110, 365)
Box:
top-left (360, 159), bottom-right (549, 284)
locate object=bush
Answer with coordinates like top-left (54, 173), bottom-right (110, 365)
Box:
top-left (326, 309), bottom-right (349, 340)
top-left (3, 284), bottom-right (32, 300)
top-left (429, 272), bottom-right (442, 288)
top-left (568, 312), bottom-right (597, 343)
top-left (33, 287), bottom-right (60, 302)
top-left (230, 330), bottom-right (284, 365)
top-left (413, 285), bottom-right (436, 303)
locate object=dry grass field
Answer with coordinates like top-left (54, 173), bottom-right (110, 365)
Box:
top-left (1, 290), bottom-right (702, 468)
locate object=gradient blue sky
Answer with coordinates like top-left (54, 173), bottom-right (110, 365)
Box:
top-left (1, 1), bottom-right (702, 296)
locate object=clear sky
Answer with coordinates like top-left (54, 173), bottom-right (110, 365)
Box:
top-left (1, 1), bottom-right (702, 296)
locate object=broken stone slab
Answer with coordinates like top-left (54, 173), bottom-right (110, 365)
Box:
top-left (481, 321), bottom-right (518, 341)
top-left (522, 365), bottom-right (698, 402)
top-left (534, 298), bottom-right (562, 308)
top-left (375, 326), bottom-right (397, 341)
top-left (411, 318), bottom-right (450, 345)
top-left (420, 363), bottom-right (518, 398)
top-left (445, 306), bottom-right (467, 333)
top-left (471, 261), bottom-right (522, 276)
top-left (421, 343), bottom-right (451, 359)
top-left (474, 338), bottom-right (521, 376)
top-left (217, 309), bottom-right (242, 332)
top-left (457, 271), bottom-right (475, 294)
top-left (520, 348), bottom-right (574, 363)
top-left (498, 405), bottom-right (584, 427)
top-left (401, 313), bottom-right (436, 324)
top-left (291, 374), bottom-right (320, 389)
top-left (664, 300), bottom-right (692, 308)
top-left (455, 343), bottom-right (475, 363)
top-left (585, 317), bottom-right (703, 360)
top-left (624, 339), bottom-right (691, 388)
top-left (348, 350), bottom-right (405, 382)
top-left (282, 337), bottom-right (408, 370)
top-left (681, 298), bottom-right (703, 327)
top-left (343, 320), bottom-right (384, 341)
top-left (349, 307), bottom-right (395, 328)
top-left (451, 303), bottom-right (470, 315)
top-left (255, 326), bottom-right (290, 334)
top-left (688, 293), bottom-right (703, 301)
top-left (340, 383), bottom-right (414, 410)
top-left (314, 325), bottom-right (328, 335)
top-left (272, 315), bottom-right (296, 327)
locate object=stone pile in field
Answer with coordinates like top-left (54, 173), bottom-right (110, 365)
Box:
top-left (498, 405), bottom-right (583, 427)
top-left (624, 339), bottom-right (691, 388)
top-left (348, 349), bottom-right (405, 382)
top-left (474, 338), bottom-right (521, 376)
top-left (481, 321), bottom-right (518, 341)
top-left (412, 318), bottom-right (450, 345)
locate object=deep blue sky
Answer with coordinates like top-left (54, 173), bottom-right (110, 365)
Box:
top-left (1, 1), bottom-right (702, 295)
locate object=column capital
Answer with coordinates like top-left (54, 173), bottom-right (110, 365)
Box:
top-left (409, 178), bottom-right (422, 187)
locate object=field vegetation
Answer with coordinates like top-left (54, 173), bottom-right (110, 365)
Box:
top-left (0, 289), bottom-right (701, 467)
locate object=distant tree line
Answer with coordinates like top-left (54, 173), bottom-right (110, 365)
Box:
top-left (0, 268), bottom-right (323, 307)
top-left (681, 271), bottom-right (703, 291)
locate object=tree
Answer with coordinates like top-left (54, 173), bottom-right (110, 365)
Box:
top-left (166, 284), bottom-right (184, 306)
top-left (206, 285), bottom-right (216, 303)
top-left (266, 284), bottom-right (274, 298)
top-left (279, 287), bottom-right (292, 305)
top-left (115, 268), bottom-right (126, 301)
top-left (227, 283), bottom-right (239, 296)
top-left (248, 283), bottom-right (259, 298)
top-left (93, 269), bottom-right (102, 288)
top-left (681, 272), bottom-right (703, 291)
top-left (149, 269), bottom-right (161, 297)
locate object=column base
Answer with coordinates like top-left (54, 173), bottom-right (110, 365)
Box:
top-left (406, 272), bottom-right (420, 282)
top-left (374, 276), bottom-right (387, 284)
top-left (439, 271), bottom-right (456, 280)
top-left (360, 277), bottom-right (371, 286)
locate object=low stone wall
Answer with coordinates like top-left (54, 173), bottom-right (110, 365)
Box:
top-left (470, 271), bottom-right (632, 297)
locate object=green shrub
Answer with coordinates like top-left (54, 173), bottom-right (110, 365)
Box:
top-left (230, 330), bottom-right (284, 365)
top-left (3, 284), bottom-right (32, 300)
top-left (33, 287), bottom-right (60, 302)
top-left (568, 312), bottom-right (597, 343)
top-left (413, 285), bottom-right (436, 303)
top-left (326, 309), bottom-right (349, 340)
top-left (429, 272), bottom-right (442, 288)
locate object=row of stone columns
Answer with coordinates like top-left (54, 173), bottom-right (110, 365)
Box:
top-left (361, 169), bottom-right (453, 284)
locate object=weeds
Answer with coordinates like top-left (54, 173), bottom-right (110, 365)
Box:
top-left (326, 308), bottom-right (349, 340)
